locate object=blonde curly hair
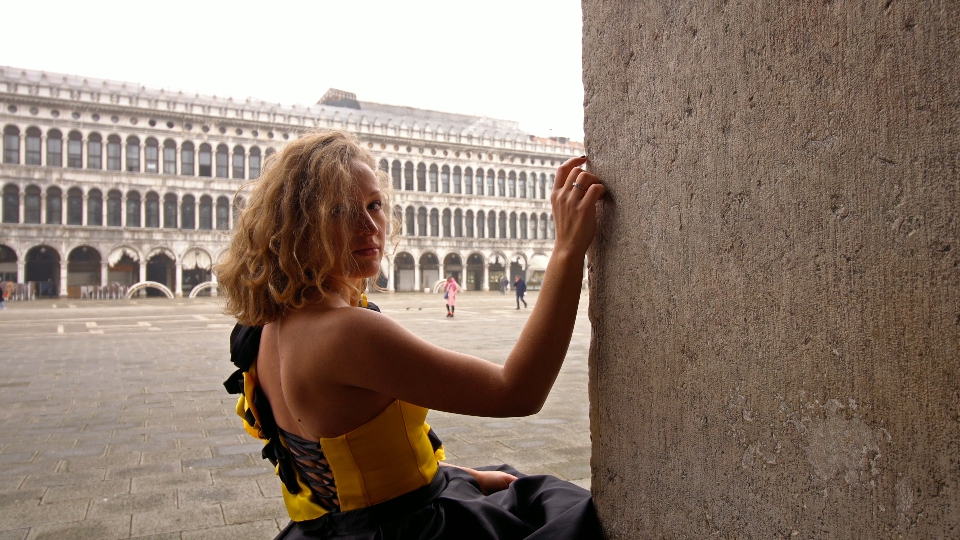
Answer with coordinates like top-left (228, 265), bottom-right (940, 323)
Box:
top-left (216, 130), bottom-right (396, 326)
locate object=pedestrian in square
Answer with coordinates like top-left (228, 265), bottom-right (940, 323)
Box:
top-left (443, 276), bottom-right (460, 317)
top-left (514, 275), bottom-right (527, 309)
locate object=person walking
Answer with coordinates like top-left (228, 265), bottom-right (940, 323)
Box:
top-left (514, 275), bottom-right (527, 309)
top-left (498, 275), bottom-right (507, 295)
top-left (443, 276), bottom-right (461, 317)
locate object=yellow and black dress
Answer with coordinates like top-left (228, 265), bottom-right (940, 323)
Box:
top-left (225, 302), bottom-right (601, 539)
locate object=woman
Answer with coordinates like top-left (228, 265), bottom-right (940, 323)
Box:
top-left (217, 131), bottom-right (605, 539)
top-left (443, 276), bottom-right (460, 317)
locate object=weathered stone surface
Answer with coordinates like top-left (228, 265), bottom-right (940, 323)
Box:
top-left (582, 1), bottom-right (959, 537)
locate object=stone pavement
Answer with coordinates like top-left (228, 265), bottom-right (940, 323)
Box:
top-left (0, 290), bottom-right (591, 539)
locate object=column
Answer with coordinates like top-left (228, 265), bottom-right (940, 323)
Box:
top-left (82, 194), bottom-right (88, 226)
top-left (100, 261), bottom-right (108, 291)
top-left (174, 260), bottom-right (183, 297)
top-left (120, 194), bottom-right (127, 227)
top-left (16, 261), bottom-right (24, 284)
top-left (138, 261), bottom-right (146, 284)
top-left (386, 257), bottom-right (395, 293)
top-left (18, 191), bottom-right (24, 224)
top-left (210, 271), bottom-right (218, 297)
top-left (40, 191), bottom-right (47, 224)
top-left (58, 264), bottom-right (67, 298)
top-left (18, 133), bottom-right (24, 165)
top-left (438, 263), bottom-right (445, 281)
top-left (414, 263), bottom-right (421, 292)
top-left (60, 190), bottom-right (66, 225)
top-left (482, 262), bottom-right (489, 291)
top-left (139, 196), bottom-right (145, 228)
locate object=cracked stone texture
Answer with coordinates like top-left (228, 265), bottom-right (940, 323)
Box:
top-left (0, 291), bottom-right (590, 538)
top-left (582, 1), bottom-right (960, 538)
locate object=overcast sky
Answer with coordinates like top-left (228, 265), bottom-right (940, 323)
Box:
top-left (1, 0), bottom-right (585, 140)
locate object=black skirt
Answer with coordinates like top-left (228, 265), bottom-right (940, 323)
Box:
top-left (276, 465), bottom-right (601, 539)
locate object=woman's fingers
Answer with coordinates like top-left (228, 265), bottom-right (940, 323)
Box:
top-left (554, 156), bottom-right (588, 191)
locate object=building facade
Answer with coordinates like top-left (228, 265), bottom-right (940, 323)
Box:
top-left (0, 67), bottom-right (581, 298)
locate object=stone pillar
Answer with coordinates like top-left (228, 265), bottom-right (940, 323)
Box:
top-left (174, 260), bottom-right (183, 297)
top-left (120, 195), bottom-right (127, 227)
top-left (210, 271), bottom-right (218, 298)
top-left (18, 191), bottom-right (24, 224)
top-left (100, 261), bottom-right (108, 289)
top-left (482, 262), bottom-right (489, 291)
top-left (413, 263), bottom-right (421, 292)
top-left (582, 2), bottom-right (960, 538)
top-left (58, 264), bottom-right (67, 298)
top-left (386, 258), bottom-right (394, 293)
top-left (138, 261), bottom-right (146, 284)
top-left (40, 192), bottom-right (46, 224)
top-left (16, 261), bottom-right (24, 284)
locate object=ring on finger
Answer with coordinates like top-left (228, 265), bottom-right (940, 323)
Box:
top-left (572, 182), bottom-right (587, 193)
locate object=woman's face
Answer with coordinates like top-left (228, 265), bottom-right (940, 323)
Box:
top-left (330, 161), bottom-right (387, 282)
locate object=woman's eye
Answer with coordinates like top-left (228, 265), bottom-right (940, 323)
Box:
top-left (368, 201), bottom-right (382, 210)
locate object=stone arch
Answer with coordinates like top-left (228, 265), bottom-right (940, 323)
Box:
top-left (107, 245), bottom-right (142, 290)
top-left (181, 247), bottom-right (213, 297)
top-left (125, 281), bottom-right (173, 299)
top-left (393, 251), bottom-right (415, 292)
top-left (145, 247), bottom-right (176, 297)
top-left (0, 244), bottom-right (17, 283)
top-left (443, 252), bottom-right (463, 283)
top-left (418, 251), bottom-right (440, 291)
top-left (66, 245), bottom-right (102, 297)
top-left (465, 252), bottom-right (485, 291)
top-left (25, 244), bottom-right (61, 297)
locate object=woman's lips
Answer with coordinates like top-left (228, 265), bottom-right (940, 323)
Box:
top-left (353, 246), bottom-right (380, 257)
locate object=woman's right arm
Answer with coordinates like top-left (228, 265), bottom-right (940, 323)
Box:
top-left (288, 157), bottom-right (604, 417)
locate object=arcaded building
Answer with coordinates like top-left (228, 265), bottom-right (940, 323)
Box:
top-left (0, 67), bottom-right (580, 298)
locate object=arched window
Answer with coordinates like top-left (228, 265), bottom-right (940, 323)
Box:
top-left (107, 190), bottom-right (122, 226)
top-left (452, 166), bottom-right (462, 194)
top-left (476, 210), bottom-right (485, 238)
top-left (87, 189), bottom-right (102, 226)
top-left (182, 142), bottom-right (195, 176)
top-left (404, 162), bottom-right (414, 191)
top-left (509, 212), bottom-right (517, 239)
top-left (405, 206), bottom-right (415, 236)
top-left (216, 196), bottom-right (230, 230)
top-left (441, 209), bottom-right (451, 237)
top-left (508, 172), bottom-right (516, 197)
top-left (487, 170), bottom-right (496, 196)
top-left (216, 144), bottom-right (229, 178)
top-left (163, 140), bottom-right (176, 174)
top-left (497, 171), bottom-right (506, 197)
top-left (232, 145), bottom-right (245, 179)
top-left (163, 193), bottom-right (177, 228)
top-left (3, 125), bottom-right (19, 164)
top-left (549, 214), bottom-right (555, 239)
top-left (531, 213), bottom-right (538, 239)
top-left (417, 207), bottom-right (427, 236)
top-left (181, 195), bottom-right (195, 229)
top-left (519, 172), bottom-right (527, 198)
top-left (199, 144), bottom-right (212, 177)
top-left (249, 147), bottom-right (261, 178)
top-left (107, 135), bottom-right (121, 170)
top-left (2, 185), bottom-right (19, 223)
top-left (392, 160), bottom-right (402, 190)
top-left (67, 188), bottom-right (83, 225)
top-left (465, 210), bottom-right (474, 237)
top-left (429, 164), bottom-right (439, 192)
top-left (454, 209), bottom-right (463, 237)
top-left (440, 165), bottom-right (450, 193)
top-left (46, 187), bottom-right (62, 224)
top-left (125, 135), bottom-right (140, 172)
top-left (463, 167), bottom-right (473, 195)
top-left (498, 211), bottom-right (507, 239)
top-left (199, 195), bottom-right (212, 230)
top-left (519, 213), bottom-right (527, 239)
top-left (417, 163), bottom-right (427, 191)
top-left (475, 168), bottom-right (484, 196)
top-left (540, 212), bottom-right (548, 238)
top-left (25, 185), bottom-right (41, 223)
top-left (379, 159), bottom-right (388, 173)
top-left (87, 133), bottom-right (102, 169)
top-left (540, 174), bottom-right (548, 199)
top-left (144, 137), bottom-right (159, 173)
top-left (126, 191), bottom-right (141, 227)
top-left (47, 129), bottom-right (63, 167)
top-left (488, 211), bottom-right (497, 239)
top-left (393, 205), bottom-right (403, 236)
top-left (26, 127), bottom-right (42, 165)
top-left (67, 131), bottom-right (82, 168)
top-left (145, 192), bottom-right (160, 228)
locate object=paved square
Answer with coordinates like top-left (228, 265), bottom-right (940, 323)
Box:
top-left (0, 291), bottom-right (591, 539)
